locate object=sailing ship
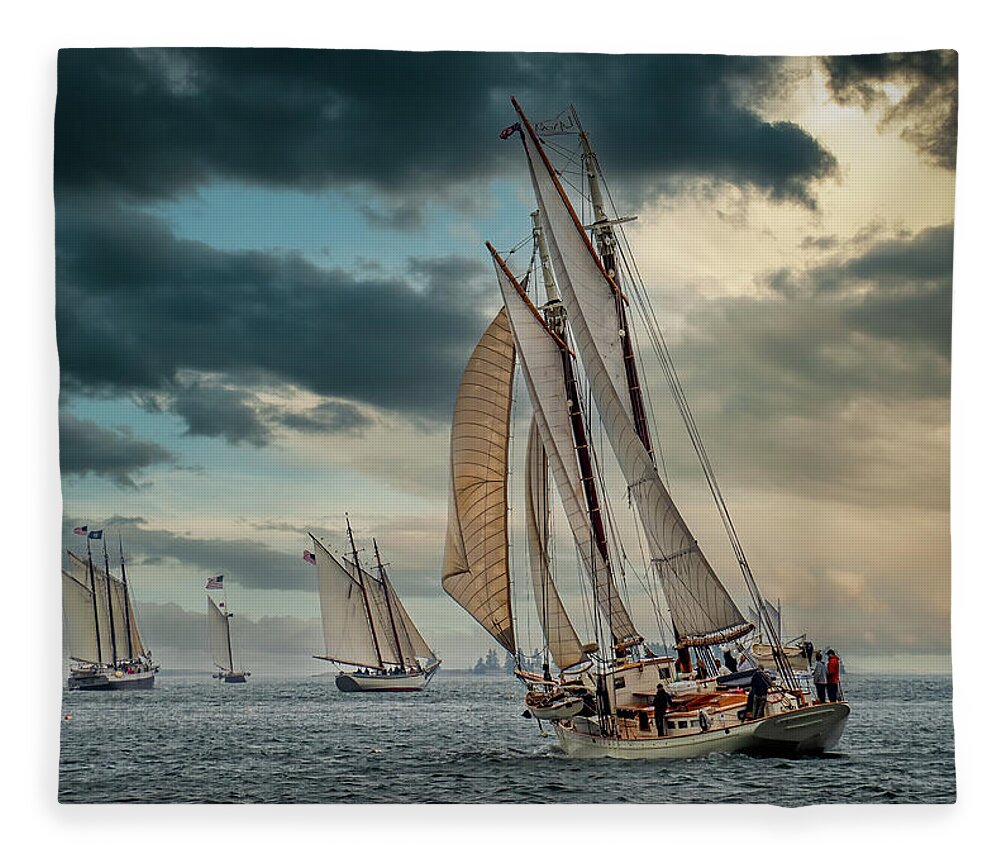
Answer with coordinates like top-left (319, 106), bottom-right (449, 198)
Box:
top-left (207, 595), bottom-right (250, 683)
top-left (442, 98), bottom-right (849, 758)
top-left (309, 516), bottom-right (440, 692)
top-left (62, 531), bottom-right (158, 691)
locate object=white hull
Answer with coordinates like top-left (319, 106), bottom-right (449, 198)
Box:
top-left (554, 702), bottom-right (850, 759)
top-left (335, 667), bottom-right (436, 693)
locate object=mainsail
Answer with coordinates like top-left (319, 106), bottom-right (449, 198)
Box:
top-left (207, 595), bottom-right (234, 672)
top-left (525, 418), bottom-right (589, 671)
top-left (312, 536), bottom-right (384, 669)
top-left (512, 99), bottom-right (752, 646)
top-left (491, 251), bottom-right (640, 646)
top-left (65, 550), bottom-right (147, 661)
top-left (62, 570), bottom-right (101, 664)
top-left (442, 309), bottom-right (517, 654)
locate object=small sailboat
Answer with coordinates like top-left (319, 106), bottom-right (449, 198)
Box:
top-left (442, 99), bottom-right (849, 758)
top-left (207, 594), bottom-right (250, 683)
top-left (309, 515), bottom-right (439, 692)
top-left (62, 531), bottom-right (158, 691)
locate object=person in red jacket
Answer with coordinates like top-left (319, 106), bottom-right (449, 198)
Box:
top-left (825, 649), bottom-right (841, 701)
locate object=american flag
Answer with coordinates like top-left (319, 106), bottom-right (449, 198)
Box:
top-left (73, 526), bottom-right (88, 536)
top-left (499, 122), bottom-right (521, 140)
top-left (205, 575), bottom-right (224, 590)
top-left (303, 550), bottom-right (316, 565)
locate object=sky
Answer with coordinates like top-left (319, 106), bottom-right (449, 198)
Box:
top-left (54, 48), bottom-right (956, 673)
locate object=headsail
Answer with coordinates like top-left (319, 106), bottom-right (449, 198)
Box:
top-left (442, 309), bottom-right (517, 654)
top-left (491, 249), bottom-right (640, 645)
top-left (525, 418), bottom-right (589, 672)
top-left (513, 99), bottom-right (752, 646)
top-left (383, 575), bottom-right (436, 662)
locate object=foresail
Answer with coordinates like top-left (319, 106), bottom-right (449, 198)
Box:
top-left (493, 255), bottom-right (640, 645)
top-left (384, 576), bottom-right (435, 661)
top-left (313, 537), bottom-right (382, 668)
top-left (442, 309), bottom-right (517, 654)
top-left (62, 570), bottom-right (100, 664)
top-left (206, 595), bottom-right (232, 672)
top-left (515, 103), bottom-right (751, 646)
top-left (525, 418), bottom-right (589, 671)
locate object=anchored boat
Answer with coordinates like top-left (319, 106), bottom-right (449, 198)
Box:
top-left (310, 516), bottom-right (439, 693)
top-left (442, 99), bottom-right (849, 758)
top-left (62, 532), bottom-right (158, 691)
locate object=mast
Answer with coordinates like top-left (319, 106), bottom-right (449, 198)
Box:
top-left (346, 514), bottom-right (383, 670)
top-left (572, 106), bottom-right (654, 462)
top-left (118, 535), bottom-right (134, 661)
top-left (102, 537), bottom-right (118, 666)
top-left (374, 539), bottom-right (406, 669)
top-left (224, 606), bottom-right (235, 673)
top-left (86, 538), bottom-right (103, 665)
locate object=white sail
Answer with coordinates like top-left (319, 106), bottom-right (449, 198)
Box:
top-left (442, 309), bottom-right (517, 654)
top-left (525, 418), bottom-right (589, 671)
top-left (207, 596), bottom-right (233, 672)
top-left (345, 558), bottom-right (410, 667)
top-left (62, 570), bottom-right (100, 664)
top-left (517, 107), bottom-right (751, 646)
top-left (384, 576), bottom-right (435, 662)
top-left (313, 537), bottom-right (383, 669)
top-left (493, 256), bottom-right (640, 644)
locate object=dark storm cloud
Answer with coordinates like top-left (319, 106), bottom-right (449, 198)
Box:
top-left (59, 413), bottom-right (176, 488)
top-left (56, 203), bottom-right (490, 420)
top-left (275, 400), bottom-right (373, 436)
top-left (171, 383), bottom-right (269, 447)
top-left (55, 49), bottom-right (835, 208)
top-left (773, 223), bottom-right (953, 355)
top-left (822, 50), bottom-right (958, 170)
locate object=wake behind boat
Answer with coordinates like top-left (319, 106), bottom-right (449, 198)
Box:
top-left (62, 531), bottom-right (159, 691)
top-left (309, 515), bottom-right (439, 693)
top-left (442, 99), bottom-right (849, 759)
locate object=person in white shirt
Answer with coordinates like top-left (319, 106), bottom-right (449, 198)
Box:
top-left (812, 653), bottom-right (828, 702)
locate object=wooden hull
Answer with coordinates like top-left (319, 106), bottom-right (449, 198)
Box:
top-left (527, 697), bottom-right (585, 721)
top-left (335, 669), bottom-right (434, 693)
top-left (554, 702), bottom-right (850, 760)
top-left (67, 666), bottom-right (157, 691)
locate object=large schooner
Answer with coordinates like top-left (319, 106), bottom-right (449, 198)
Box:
top-left (207, 595), bottom-right (250, 683)
top-left (442, 99), bottom-right (849, 758)
top-left (62, 531), bottom-right (158, 691)
top-left (310, 516), bottom-right (439, 692)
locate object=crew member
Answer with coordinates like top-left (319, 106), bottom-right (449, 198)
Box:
top-left (653, 683), bottom-right (673, 737)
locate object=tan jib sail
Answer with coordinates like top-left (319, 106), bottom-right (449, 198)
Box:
top-left (207, 595), bottom-right (234, 672)
top-left (525, 418), bottom-right (589, 672)
top-left (492, 254), bottom-right (640, 645)
top-left (383, 575), bottom-right (436, 663)
top-left (515, 101), bottom-right (751, 646)
top-left (442, 309), bottom-right (517, 654)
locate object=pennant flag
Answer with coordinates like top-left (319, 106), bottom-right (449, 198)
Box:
top-left (73, 526), bottom-right (88, 536)
top-left (205, 575), bottom-right (224, 590)
top-left (303, 550), bottom-right (316, 565)
top-left (499, 122), bottom-right (521, 140)
top-left (87, 529), bottom-right (103, 540)
top-left (533, 108), bottom-right (577, 137)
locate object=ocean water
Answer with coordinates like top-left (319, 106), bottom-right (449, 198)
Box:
top-left (58, 671), bottom-right (955, 805)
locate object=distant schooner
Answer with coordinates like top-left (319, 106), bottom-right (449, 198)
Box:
top-left (310, 515), bottom-right (439, 692)
top-left (207, 595), bottom-right (250, 683)
top-left (62, 532), bottom-right (158, 691)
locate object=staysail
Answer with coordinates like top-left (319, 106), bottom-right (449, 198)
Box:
top-left (442, 309), bottom-right (517, 654)
top-left (383, 575), bottom-right (436, 662)
top-left (525, 418), bottom-right (589, 671)
top-left (513, 100), bottom-right (752, 646)
top-left (491, 251), bottom-right (640, 645)
top-left (207, 595), bottom-right (234, 672)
